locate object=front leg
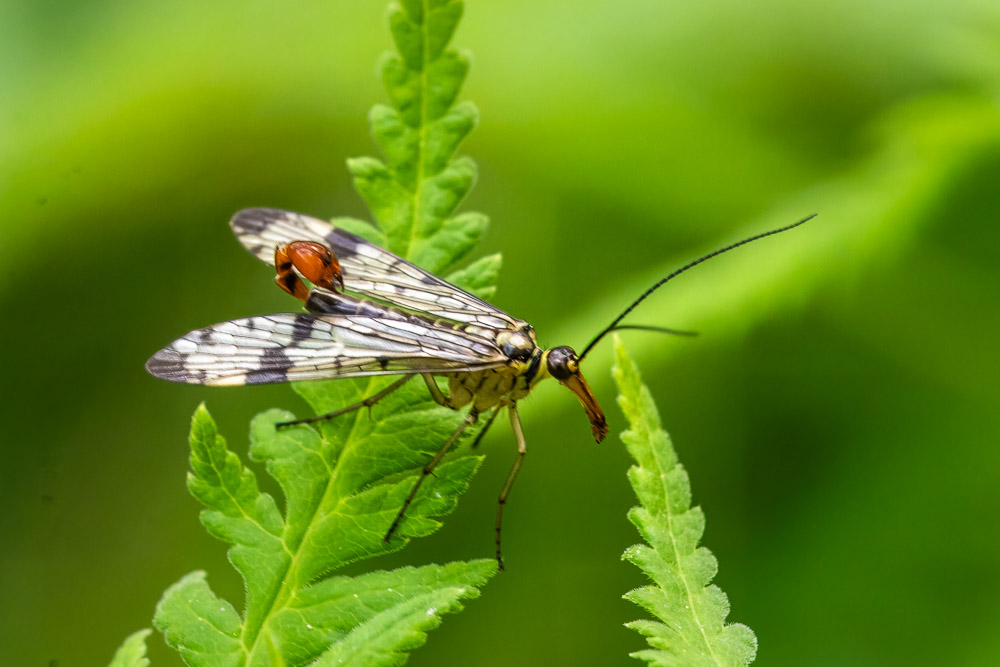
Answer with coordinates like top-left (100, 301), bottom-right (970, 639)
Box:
top-left (421, 373), bottom-right (463, 409)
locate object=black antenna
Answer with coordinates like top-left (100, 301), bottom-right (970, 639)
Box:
top-left (608, 324), bottom-right (699, 337)
top-left (578, 213), bottom-right (816, 361)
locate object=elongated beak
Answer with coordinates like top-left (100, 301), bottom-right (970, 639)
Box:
top-left (561, 372), bottom-right (608, 442)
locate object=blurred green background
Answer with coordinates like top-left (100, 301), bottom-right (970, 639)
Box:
top-left (2, 0), bottom-right (999, 665)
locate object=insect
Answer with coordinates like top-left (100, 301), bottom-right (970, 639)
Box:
top-left (147, 208), bottom-right (813, 568)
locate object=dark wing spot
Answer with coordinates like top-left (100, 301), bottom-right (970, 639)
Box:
top-left (325, 230), bottom-right (361, 258)
top-left (231, 208), bottom-right (277, 235)
top-left (145, 347), bottom-right (182, 379)
top-left (291, 314), bottom-right (315, 341)
top-left (244, 369), bottom-right (288, 384)
top-left (146, 347), bottom-right (206, 384)
top-left (244, 348), bottom-right (291, 385)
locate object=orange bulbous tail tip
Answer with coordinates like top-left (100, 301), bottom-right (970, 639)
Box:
top-left (274, 241), bottom-right (345, 301)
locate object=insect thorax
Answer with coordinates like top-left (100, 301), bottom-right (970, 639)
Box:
top-left (445, 325), bottom-right (549, 412)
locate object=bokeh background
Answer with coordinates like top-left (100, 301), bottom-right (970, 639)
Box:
top-left (3, 0), bottom-right (999, 665)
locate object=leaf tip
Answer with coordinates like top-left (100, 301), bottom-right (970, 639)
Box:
top-left (107, 628), bottom-right (152, 667)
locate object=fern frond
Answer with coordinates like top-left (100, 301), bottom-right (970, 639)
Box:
top-left (152, 2), bottom-right (501, 665)
top-left (613, 339), bottom-right (757, 667)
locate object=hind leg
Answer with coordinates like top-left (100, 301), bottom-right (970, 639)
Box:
top-left (276, 375), bottom-right (413, 428)
top-left (495, 404), bottom-right (526, 571)
top-left (384, 407), bottom-right (480, 543)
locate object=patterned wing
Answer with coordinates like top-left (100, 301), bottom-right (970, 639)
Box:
top-left (146, 310), bottom-right (507, 387)
top-left (230, 208), bottom-right (521, 330)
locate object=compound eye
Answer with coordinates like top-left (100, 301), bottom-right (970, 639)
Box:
top-left (547, 346), bottom-right (577, 381)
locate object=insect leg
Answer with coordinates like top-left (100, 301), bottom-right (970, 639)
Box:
top-left (495, 404), bottom-right (526, 571)
top-left (421, 373), bottom-right (460, 409)
top-left (384, 407), bottom-right (480, 543)
top-left (276, 375), bottom-right (414, 428)
top-left (471, 405), bottom-right (502, 449)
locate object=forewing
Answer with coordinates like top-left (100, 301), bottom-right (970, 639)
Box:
top-left (230, 208), bottom-right (520, 330)
top-left (146, 312), bottom-right (507, 387)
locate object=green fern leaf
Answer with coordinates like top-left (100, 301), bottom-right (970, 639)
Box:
top-left (154, 405), bottom-right (496, 666)
top-left (327, 216), bottom-right (387, 246)
top-left (350, 0), bottom-right (486, 273)
top-left (613, 340), bottom-right (757, 667)
top-left (446, 252), bottom-right (502, 300)
top-left (152, 1), bottom-right (501, 664)
top-left (107, 629), bottom-right (152, 667)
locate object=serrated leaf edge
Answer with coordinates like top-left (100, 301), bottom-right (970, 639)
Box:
top-left (613, 339), bottom-right (755, 666)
